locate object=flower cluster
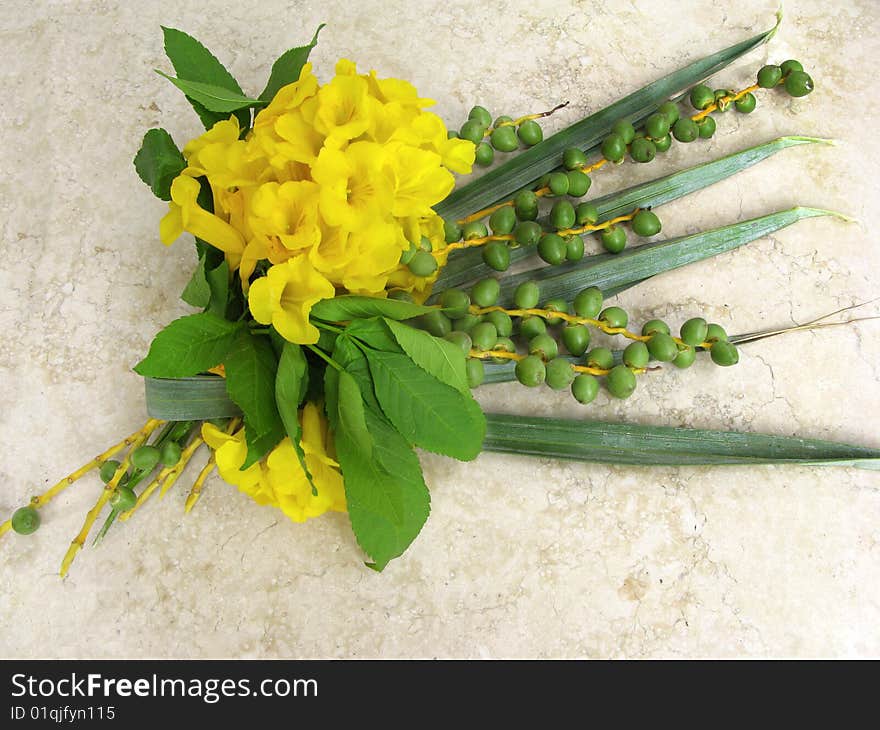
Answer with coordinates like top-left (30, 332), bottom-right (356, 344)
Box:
top-left (201, 403), bottom-right (346, 522)
top-left (161, 59), bottom-right (474, 343)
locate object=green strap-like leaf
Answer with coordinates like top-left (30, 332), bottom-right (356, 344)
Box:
top-left (156, 71), bottom-right (264, 113)
top-left (133, 128), bottom-right (186, 201)
top-left (144, 376), bottom-right (241, 420)
top-left (259, 24), bottom-right (325, 102)
top-left (483, 414), bottom-right (880, 469)
top-left (311, 295), bottom-right (434, 322)
top-left (434, 20), bottom-right (779, 222)
top-left (276, 343), bottom-right (313, 486)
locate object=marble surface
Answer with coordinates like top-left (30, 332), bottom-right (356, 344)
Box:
top-left (1, 0), bottom-right (878, 658)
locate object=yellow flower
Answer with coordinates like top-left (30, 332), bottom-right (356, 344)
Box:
top-left (247, 255), bottom-right (335, 344)
top-left (388, 143), bottom-right (455, 218)
top-left (248, 180), bottom-right (322, 253)
top-left (201, 424), bottom-right (276, 506)
top-left (160, 175), bottom-right (245, 257)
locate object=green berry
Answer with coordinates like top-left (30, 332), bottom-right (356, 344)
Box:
top-left (631, 209), bottom-right (661, 237)
top-left (519, 315), bottom-right (547, 339)
top-left (482, 241), bottom-right (511, 272)
top-left (611, 120), bottom-right (636, 144)
top-left (408, 250), bottom-right (439, 277)
top-left (515, 355), bottom-right (547, 387)
top-left (459, 119), bottom-right (486, 144)
top-left (780, 59), bottom-right (804, 77)
top-left (490, 125), bottom-right (519, 152)
top-left (387, 289), bottom-right (415, 303)
top-left (575, 202), bottom-right (599, 225)
top-left (444, 331), bottom-right (473, 355)
top-left (466, 358), bottom-right (485, 388)
top-left (658, 101), bottom-right (680, 125)
top-left (566, 170), bottom-right (591, 198)
top-left (571, 374), bottom-right (599, 404)
top-left (734, 92), bottom-right (757, 113)
top-left (689, 83), bottom-right (714, 110)
top-left (470, 322), bottom-right (498, 351)
top-left (421, 310), bottom-right (452, 337)
top-left (100, 460), bottom-right (122, 484)
top-left (784, 70), bottom-right (814, 97)
top-left (399, 242), bottom-right (417, 265)
top-left (444, 218), bottom-right (462, 243)
top-left (697, 116), bottom-right (716, 139)
top-left (586, 347), bottom-right (614, 370)
top-left (131, 445), bottom-right (160, 472)
top-left (514, 191), bottom-right (539, 221)
top-left (545, 358), bottom-right (575, 390)
top-left (110, 486), bottom-right (137, 512)
top-left (514, 221), bottom-right (542, 246)
top-left (623, 341), bottom-right (649, 368)
top-left (573, 287), bottom-right (603, 318)
top-left (468, 105), bottom-right (492, 127)
top-left (471, 278), bottom-right (500, 307)
top-left (562, 324), bottom-right (590, 356)
top-left (474, 141), bottom-right (494, 166)
top-left (160, 441), bottom-right (182, 467)
top-left (489, 205), bottom-right (517, 235)
top-left (542, 298), bottom-right (568, 326)
top-left (606, 365), bottom-right (637, 399)
top-left (647, 332), bottom-right (678, 362)
top-left (453, 313), bottom-right (481, 333)
top-left (491, 337), bottom-right (517, 363)
top-left (645, 112), bottom-right (670, 140)
top-left (550, 200), bottom-right (576, 230)
top-left (439, 289), bottom-right (471, 319)
top-left (484, 310), bottom-right (513, 337)
top-left (705, 323), bottom-right (728, 343)
top-left (462, 221), bottom-right (488, 240)
top-left (548, 172), bottom-right (570, 196)
top-left (600, 225), bottom-right (627, 253)
top-left (601, 133), bottom-right (626, 163)
top-left (673, 344), bottom-right (696, 369)
top-left (494, 115), bottom-right (514, 127)
top-left (599, 306), bottom-right (628, 329)
top-left (672, 118), bottom-right (698, 143)
top-left (630, 137), bottom-right (656, 163)
top-left (641, 319), bottom-right (670, 336)
top-left (517, 119), bottom-right (543, 146)
top-left (529, 333), bottom-right (558, 360)
top-left (11, 506), bottom-right (40, 535)
top-left (653, 134), bottom-right (672, 153)
top-left (538, 233), bottom-right (567, 265)
top-left (757, 64), bottom-right (783, 88)
top-left (447, 130), bottom-right (459, 139)
top-left (680, 317), bottom-right (708, 346)
top-left (714, 89), bottom-right (733, 111)
top-left (565, 235), bottom-right (585, 262)
top-left (710, 340), bottom-right (739, 366)
top-left (563, 147), bottom-right (588, 170)
top-left (514, 281), bottom-right (540, 309)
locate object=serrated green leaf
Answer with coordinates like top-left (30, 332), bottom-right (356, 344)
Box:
top-left (276, 343), bottom-right (313, 486)
top-left (482, 414), bottom-right (880, 469)
top-left (205, 259), bottom-right (230, 317)
top-left (224, 331), bottom-right (284, 468)
top-left (344, 317), bottom-right (402, 353)
top-left (156, 71), bottom-right (264, 113)
top-left (434, 21), bottom-right (779, 222)
top-left (133, 128), bottom-right (185, 201)
top-left (181, 252), bottom-right (211, 307)
top-left (134, 313), bottom-right (242, 378)
top-left (337, 370), bottom-right (372, 456)
top-left (384, 318), bottom-right (469, 394)
top-left (259, 24), bottom-right (325, 102)
top-left (365, 350), bottom-right (485, 461)
top-left (311, 295), bottom-right (434, 322)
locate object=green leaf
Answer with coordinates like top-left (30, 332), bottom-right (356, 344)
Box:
top-left (384, 319), bottom-right (469, 394)
top-left (224, 332), bottom-right (284, 468)
top-left (434, 20), bottom-right (780, 222)
top-left (259, 24), bottom-right (325, 102)
top-left (144, 375), bottom-right (242, 420)
top-left (482, 414), bottom-right (880, 469)
top-left (433, 136), bottom-right (832, 293)
top-left (134, 313), bottom-right (243, 378)
top-left (496, 207), bottom-right (844, 305)
top-left (161, 26), bottom-right (250, 130)
top-left (365, 350), bottom-right (485, 461)
top-left (181, 252), bottom-right (211, 308)
top-left (344, 318), bottom-right (403, 353)
top-left (156, 71), bottom-right (264, 113)
top-left (337, 370), bottom-right (372, 456)
top-left (335, 404), bottom-right (431, 570)
top-left (133, 128), bottom-right (186, 201)
top-left (311, 295), bottom-right (434, 322)
top-left (275, 343), bottom-right (313, 485)
top-left (205, 259), bottom-right (230, 317)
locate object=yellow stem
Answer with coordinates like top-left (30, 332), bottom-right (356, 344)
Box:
top-left (183, 417), bottom-right (238, 514)
top-left (482, 101), bottom-right (569, 137)
top-left (468, 348), bottom-right (647, 376)
top-left (158, 436), bottom-right (205, 499)
top-left (691, 83), bottom-right (761, 122)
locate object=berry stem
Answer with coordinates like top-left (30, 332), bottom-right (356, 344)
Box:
top-left (482, 101), bottom-right (569, 138)
top-left (467, 348), bottom-right (647, 377)
top-left (184, 417), bottom-right (239, 514)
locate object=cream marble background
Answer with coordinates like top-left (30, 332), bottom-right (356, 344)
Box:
top-left (1, 0), bottom-right (878, 658)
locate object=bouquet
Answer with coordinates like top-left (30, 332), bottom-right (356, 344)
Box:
top-left (4, 16), bottom-right (878, 575)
